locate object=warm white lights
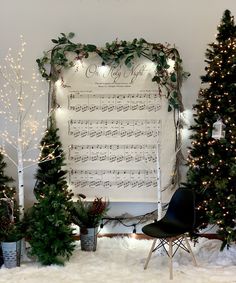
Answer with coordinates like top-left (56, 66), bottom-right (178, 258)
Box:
top-left (0, 37), bottom-right (49, 216)
top-left (0, 37), bottom-right (47, 164)
top-left (98, 65), bottom-right (109, 76)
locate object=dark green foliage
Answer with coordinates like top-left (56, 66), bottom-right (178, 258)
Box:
top-left (182, 10), bottom-right (236, 249)
top-left (0, 152), bottom-right (14, 188)
top-left (27, 120), bottom-right (75, 265)
top-left (0, 152), bottom-right (21, 242)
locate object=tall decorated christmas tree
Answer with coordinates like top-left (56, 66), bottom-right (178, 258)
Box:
top-left (183, 10), bottom-right (236, 249)
top-left (27, 119), bottom-right (75, 265)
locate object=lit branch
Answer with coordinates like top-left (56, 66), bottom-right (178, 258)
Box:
top-left (0, 37), bottom-right (49, 218)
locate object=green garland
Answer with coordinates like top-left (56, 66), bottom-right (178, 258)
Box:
top-left (37, 32), bottom-right (189, 111)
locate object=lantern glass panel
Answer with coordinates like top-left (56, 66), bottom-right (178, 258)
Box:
top-left (212, 119), bottom-right (225, 139)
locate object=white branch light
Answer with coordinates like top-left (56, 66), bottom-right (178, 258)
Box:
top-left (212, 119), bottom-right (226, 139)
top-left (0, 36), bottom-right (48, 217)
top-left (0, 37), bottom-right (47, 164)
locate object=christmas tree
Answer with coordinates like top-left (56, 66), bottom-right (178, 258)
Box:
top-left (0, 151), bottom-right (15, 227)
top-left (0, 151), bottom-right (22, 242)
top-left (183, 10), bottom-right (236, 249)
top-left (0, 151), bottom-right (14, 192)
top-left (27, 119), bottom-right (75, 265)
top-left (0, 152), bottom-right (14, 266)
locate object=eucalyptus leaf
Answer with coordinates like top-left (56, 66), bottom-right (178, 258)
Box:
top-left (125, 55), bottom-right (134, 66)
top-left (68, 32), bottom-right (75, 38)
top-left (139, 38), bottom-right (147, 43)
top-left (156, 65), bottom-right (163, 72)
top-left (171, 91), bottom-right (178, 98)
top-left (85, 44), bottom-right (97, 52)
top-left (170, 73), bottom-right (177, 82)
top-left (152, 76), bottom-right (161, 83)
top-left (58, 37), bottom-right (67, 44)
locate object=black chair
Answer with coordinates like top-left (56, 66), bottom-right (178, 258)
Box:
top-left (142, 188), bottom-right (197, 280)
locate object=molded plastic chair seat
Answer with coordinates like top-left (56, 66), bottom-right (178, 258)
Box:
top-left (142, 221), bottom-right (189, 238)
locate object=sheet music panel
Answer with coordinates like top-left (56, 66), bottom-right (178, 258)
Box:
top-left (55, 53), bottom-right (176, 202)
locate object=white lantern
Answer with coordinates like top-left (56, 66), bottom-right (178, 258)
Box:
top-left (212, 119), bottom-right (226, 139)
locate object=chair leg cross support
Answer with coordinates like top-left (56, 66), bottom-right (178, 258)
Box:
top-left (144, 235), bottom-right (197, 280)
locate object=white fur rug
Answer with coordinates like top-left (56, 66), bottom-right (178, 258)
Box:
top-left (0, 237), bottom-right (236, 283)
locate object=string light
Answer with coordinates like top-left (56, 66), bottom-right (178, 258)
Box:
top-left (0, 37), bottom-right (56, 217)
top-left (100, 205), bottom-right (168, 233)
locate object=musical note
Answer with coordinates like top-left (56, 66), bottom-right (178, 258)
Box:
top-left (67, 92), bottom-right (161, 112)
top-left (67, 119), bottom-right (160, 139)
top-left (69, 169), bottom-right (157, 189)
top-left (68, 144), bottom-right (157, 164)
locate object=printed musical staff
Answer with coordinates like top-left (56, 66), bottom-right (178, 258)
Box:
top-left (68, 144), bottom-right (157, 164)
top-left (69, 169), bottom-right (158, 189)
top-left (68, 119), bottom-right (160, 138)
top-left (56, 67), bottom-right (163, 196)
top-left (68, 92), bottom-right (161, 112)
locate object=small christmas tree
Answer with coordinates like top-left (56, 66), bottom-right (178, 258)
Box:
top-left (0, 151), bottom-right (14, 192)
top-left (0, 152), bottom-right (14, 265)
top-left (0, 151), bottom-right (21, 241)
top-left (183, 10), bottom-right (236, 249)
top-left (27, 119), bottom-right (75, 265)
top-left (0, 151), bottom-right (15, 227)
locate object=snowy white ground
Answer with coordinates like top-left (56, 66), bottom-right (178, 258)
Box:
top-left (0, 237), bottom-right (236, 283)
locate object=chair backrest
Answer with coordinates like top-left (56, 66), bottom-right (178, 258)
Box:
top-left (162, 188), bottom-right (195, 231)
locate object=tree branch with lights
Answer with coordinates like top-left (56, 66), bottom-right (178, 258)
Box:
top-left (0, 37), bottom-right (51, 218)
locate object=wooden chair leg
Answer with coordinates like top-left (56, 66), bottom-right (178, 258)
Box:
top-left (144, 239), bottom-right (157, 270)
top-left (168, 238), bottom-right (173, 280)
top-left (184, 235), bottom-right (197, 266)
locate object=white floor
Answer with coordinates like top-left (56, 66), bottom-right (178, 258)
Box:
top-left (0, 237), bottom-right (236, 283)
